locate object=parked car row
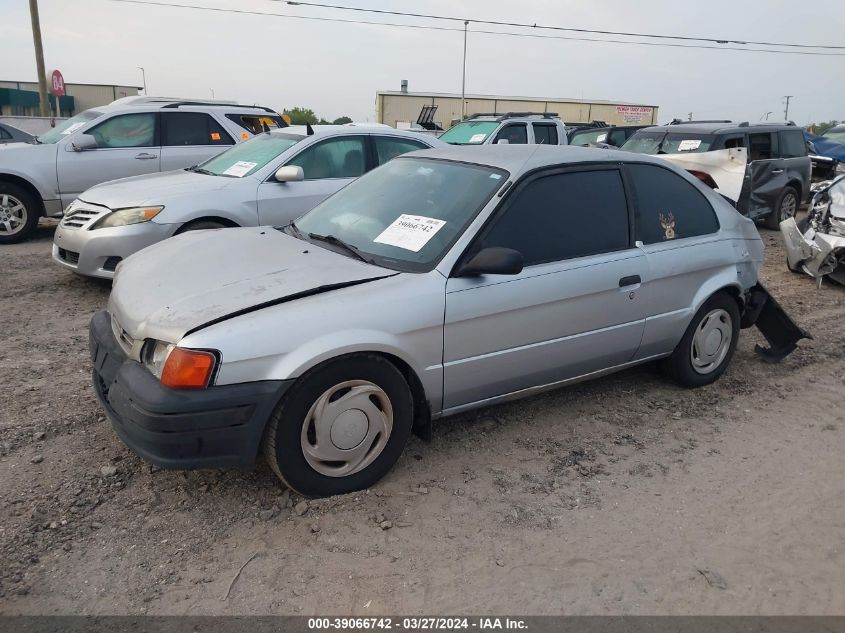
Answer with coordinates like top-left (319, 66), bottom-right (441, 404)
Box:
top-left (0, 96), bottom-right (287, 243)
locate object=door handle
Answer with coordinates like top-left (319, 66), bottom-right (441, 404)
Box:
top-left (134, 153), bottom-right (157, 160)
top-left (771, 169), bottom-right (784, 174)
top-left (619, 275), bottom-right (641, 287)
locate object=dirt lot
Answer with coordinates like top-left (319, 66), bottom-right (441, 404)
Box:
top-left (1, 220), bottom-right (843, 615)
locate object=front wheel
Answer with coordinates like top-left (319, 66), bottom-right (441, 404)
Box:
top-left (764, 185), bottom-right (798, 230)
top-left (662, 292), bottom-right (740, 388)
top-left (0, 184), bottom-right (39, 244)
top-left (262, 354), bottom-right (413, 497)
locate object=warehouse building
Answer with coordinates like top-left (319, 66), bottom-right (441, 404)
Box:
top-left (0, 80), bottom-right (141, 117)
top-left (376, 87), bottom-right (659, 130)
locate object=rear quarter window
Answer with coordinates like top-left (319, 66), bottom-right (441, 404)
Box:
top-left (628, 163), bottom-right (719, 245)
top-left (779, 130), bottom-right (807, 158)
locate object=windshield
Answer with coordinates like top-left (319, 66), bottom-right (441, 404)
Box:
top-left (294, 157), bottom-right (507, 272)
top-left (622, 131), bottom-right (715, 154)
top-left (198, 132), bottom-right (302, 177)
top-left (439, 121), bottom-right (499, 145)
top-left (822, 128), bottom-right (845, 144)
top-left (570, 129), bottom-right (611, 146)
top-left (36, 110), bottom-right (102, 144)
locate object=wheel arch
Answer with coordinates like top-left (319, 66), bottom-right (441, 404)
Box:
top-left (175, 215), bottom-right (240, 233)
top-left (0, 174), bottom-right (45, 218)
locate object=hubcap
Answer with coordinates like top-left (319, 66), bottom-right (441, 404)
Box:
top-left (0, 194), bottom-right (27, 235)
top-left (300, 380), bottom-right (393, 477)
top-left (690, 309), bottom-right (733, 375)
top-left (780, 192), bottom-right (797, 221)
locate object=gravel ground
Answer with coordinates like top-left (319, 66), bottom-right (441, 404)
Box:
top-left (1, 220), bottom-right (843, 615)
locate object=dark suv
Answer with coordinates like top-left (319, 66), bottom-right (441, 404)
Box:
top-left (622, 121), bottom-right (811, 228)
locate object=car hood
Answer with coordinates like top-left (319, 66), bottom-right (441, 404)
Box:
top-left (109, 227), bottom-right (395, 344)
top-left (0, 141), bottom-right (56, 158)
top-left (81, 169), bottom-right (244, 208)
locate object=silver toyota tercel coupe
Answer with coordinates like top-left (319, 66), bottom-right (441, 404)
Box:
top-left (89, 145), bottom-right (806, 497)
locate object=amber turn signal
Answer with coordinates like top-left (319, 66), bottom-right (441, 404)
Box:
top-left (160, 348), bottom-right (216, 389)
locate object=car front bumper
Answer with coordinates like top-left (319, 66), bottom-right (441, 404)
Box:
top-left (89, 310), bottom-right (292, 470)
top-left (53, 221), bottom-right (175, 279)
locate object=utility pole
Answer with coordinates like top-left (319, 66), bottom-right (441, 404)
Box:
top-left (461, 20), bottom-right (469, 120)
top-left (28, 0), bottom-right (50, 117)
top-left (783, 95), bottom-right (793, 121)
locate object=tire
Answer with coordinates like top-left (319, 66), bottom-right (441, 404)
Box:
top-left (661, 292), bottom-right (740, 388)
top-left (764, 185), bottom-right (799, 230)
top-left (262, 354), bottom-right (413, 497)
top-left (0, 183), bottom-right (40, 244)
top-left (175, 220), bottom-right (228, 233)
top-left (786, 216), bottom-right (811, 273)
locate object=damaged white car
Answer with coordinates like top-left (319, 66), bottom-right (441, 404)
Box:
top-left (781, 175), bottom-right (845, 285)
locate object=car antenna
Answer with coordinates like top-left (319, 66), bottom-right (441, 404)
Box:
top-left (306, 123), bottom-right (314, 136)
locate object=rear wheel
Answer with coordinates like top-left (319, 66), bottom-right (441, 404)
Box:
top-left (262, 354), bottom-right (413, 497)
top-left (0, 184), bottom-right (39, 244)
top-left (764, 185), bottom-right (798, 230)
top-left (661, 292), bottom-right (740, 388)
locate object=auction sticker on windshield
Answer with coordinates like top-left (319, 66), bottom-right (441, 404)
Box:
top-left (678, 139), bottom-right (702, 151)
top-left (222, 161), bottom-right (258, 177)
top-left (469, 133), bottom-right (487, 143)
top-left (374, 214), bottom-right (446, 252)
top-left (61, 122), bottom-right (87, 135)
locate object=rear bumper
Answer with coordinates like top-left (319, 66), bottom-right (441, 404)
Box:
top-left (89, 310), bottom-right (292, 469)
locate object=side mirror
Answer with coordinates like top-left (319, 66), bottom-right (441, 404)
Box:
top-left (71, 134), bottom-right (98, 151)
top-left (275, 165), bottom-right (305, 182)
top-left (454, 247), bottom-right (523, 277)
top-left (496, 138), bottom-right (510, 145)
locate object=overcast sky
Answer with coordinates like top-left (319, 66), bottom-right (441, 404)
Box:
top-left (2, 0), bottom-right (843, 125)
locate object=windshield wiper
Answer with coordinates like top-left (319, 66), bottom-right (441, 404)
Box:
top-left (307, 232), bottom-right (373, 264)
top-left (187, 166), bottom-right (216, 176)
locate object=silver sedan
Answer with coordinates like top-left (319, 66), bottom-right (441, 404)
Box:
top-left (90, 145), bottom-right (804, 497)
top-left (53, 125), bottom-right (443, 278)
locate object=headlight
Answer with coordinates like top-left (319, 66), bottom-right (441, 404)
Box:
top-left (91, 206), bottom-right (164, 229)
top-left (142, 339), bottom-right (218, 389)
top-left (143, 340), bottom-right (174, 379)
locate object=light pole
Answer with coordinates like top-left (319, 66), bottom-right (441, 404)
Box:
top-left (210, 88), bottom-right (215, 99)
top-left (761, 111), bottom-right (772, 120)
top-left (137, 67), bottom-right (147, 95)
top-left (783, 96), bottom-right (793, 121)
top-left (28, 0), bottom-right (50, 117)
top-left (461, 20), bottom-right (468, 120)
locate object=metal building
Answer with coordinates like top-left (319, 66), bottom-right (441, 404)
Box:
top-left (0, 80), bottom-right (141, 117)
top-left (376, 89), bottom-right (659, 129)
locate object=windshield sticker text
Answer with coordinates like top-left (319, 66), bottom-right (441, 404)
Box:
top-left (374, 214), bottom-right (446, 252)
top-left (677, 139), bottom-right (702, 151)
top-left (469, 133), bottom-right (487, 143)
top-left (61, 122), bottom-right (87, 135)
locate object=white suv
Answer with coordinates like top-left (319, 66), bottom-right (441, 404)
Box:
top-left (438, 112), bottom-right (569, 146)
top-left (0, 97), bottom-right (284, 243)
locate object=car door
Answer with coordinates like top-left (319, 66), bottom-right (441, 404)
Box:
top-left (442, 166), bottom-right (648, 411)
top-left (492, 123), bottom-right (528, 145)
top-left (56, 112), bottom-right (160, 207)
top-left (778, 129), bottom-right (811, 203)
top-left (256, 135), bottom-right (368, 226)
top-left (741, 131), bottom-right (786, 219)
top-left (159, 112), bottom-right (235, 171)
top-left (624, 163), bottom-right (727, 359)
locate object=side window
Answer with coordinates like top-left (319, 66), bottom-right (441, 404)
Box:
top-left (225, 114), bottom-right (285, 136)
top-left (162, 112), bottom-right (234, 146)
top-left (608, 129), bottom-right (627, 147)
top-left (495, 124), bottom-right (527, 145)
top-left (779, 130), bottom-right (807, 158)
top-left (287, 136), bottom-right (366, 179)
top-left (748, 133), bottom-right (774, 161)
top-left (87, 113), bottom-right (156, 148)
top-left (628, 164), bottom-right (719, 245)
top-left (0, 127), bottom-right (10, 140)
top-left (480, 169), bottom-right (630, 266)
top-left (532, 124), bottom-right (558, 145)
top-left (723, 135), bottom-right (745, 149)
top-left (374, 136), bottom-right (428, 165)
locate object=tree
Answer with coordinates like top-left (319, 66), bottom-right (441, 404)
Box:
top-left (807, 120), bottom-right (839, 135)
top-left (283, 107), bottom-right (318, 125)
top-left (332, 116), bottom-right (353, 125)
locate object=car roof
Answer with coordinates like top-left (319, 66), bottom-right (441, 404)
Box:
top-left (404, 144), bottom-right (673, 174)
top-left (636, 122), bottom-right (799, 135)
top-left (92, 96), bottom-right (277, 115)
top-left (272, 125), bottom-right (442, 144)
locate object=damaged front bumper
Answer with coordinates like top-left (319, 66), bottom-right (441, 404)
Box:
top-left (742, 283), bottom-right (812, 363)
